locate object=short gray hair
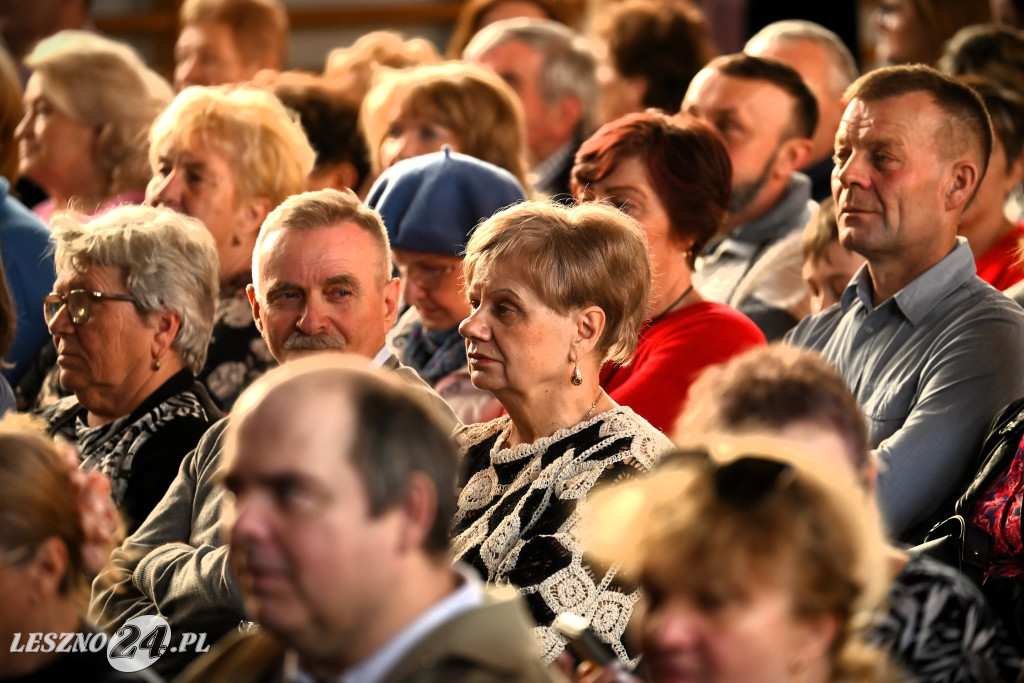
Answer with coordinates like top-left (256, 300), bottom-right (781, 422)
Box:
top-left (254, 189), bottom-right (392, 291)
top-left (26, 31), bottom-right (173, 200)
top-left (464, 18), bottom-right (598, 135)
top-left (51, 205), bottom-right (220, 374)
top-left (745, 20), bottom-right (859, 100)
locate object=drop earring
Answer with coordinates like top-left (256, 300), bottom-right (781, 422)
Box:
top-left (570, 362), bottom-right (583, 386)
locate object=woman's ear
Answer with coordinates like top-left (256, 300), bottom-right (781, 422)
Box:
top-left (571, 305), bottom-right (606, 361)
top-left (234, 197), bottom-right (273, 246)
top-left (151, 310), bottom-right (183, 361)
top-left (26, 537), bottom-right (70, 603)
top-left (790, 613), bottom-right (839, 678)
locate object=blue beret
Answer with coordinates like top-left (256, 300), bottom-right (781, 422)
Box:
top-left (365, 147), bottom-right (527, 257)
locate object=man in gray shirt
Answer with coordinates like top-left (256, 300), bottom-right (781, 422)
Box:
top-left (787, 65), bottom-right (1024, 543)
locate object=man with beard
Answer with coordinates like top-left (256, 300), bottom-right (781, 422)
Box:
top-left (89, 189), bottom-right (460, 678)
top-left (682, 53), bottom-right (818, 339)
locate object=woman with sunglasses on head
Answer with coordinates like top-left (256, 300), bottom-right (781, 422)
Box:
top-left (36, 204), bottom-right (222, 535)
top-left (452, 200), bottom-right (673, 670)
top-left (676, 345), bottom-right (1022, 682)
top-left (584, 435), bottom-right (902, 683)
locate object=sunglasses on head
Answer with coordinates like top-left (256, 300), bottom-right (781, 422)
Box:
top-left (663, 448), bottom-right (796, 506)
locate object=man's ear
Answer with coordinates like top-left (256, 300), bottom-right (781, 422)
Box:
top-left (570, 305), bottom-right (606, 362)
top-left (946, 160), bottom-right (979, 213)
top-left (775, 137), bottom-right (816, 179)
top-left (246, 283), bottom-right (263, 332)
top-left (397, 472), bottom-right (438, 553)
top-left (383, 276), bottom-right (402, 328)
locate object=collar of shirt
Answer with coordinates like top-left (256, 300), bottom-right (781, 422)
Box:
top-left (841, 237), bottom-right (977, 326)
top-left (371, 344), bottom-right (392, 368)
top-left (289, 564), bottom-right (487, 683)
top-left (700, 172), bottom-right (814, 269)
top-left (729, 172), bottom-right (814, 246)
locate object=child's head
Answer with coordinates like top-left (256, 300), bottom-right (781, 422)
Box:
top-left (802, 197), bottom-right (865, 314)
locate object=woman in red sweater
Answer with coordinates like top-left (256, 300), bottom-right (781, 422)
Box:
top-left (572, 111), bottom-right (765, 432)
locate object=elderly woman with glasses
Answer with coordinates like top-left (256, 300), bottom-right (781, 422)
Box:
top-left (37, 204), bottom-right (222, 534)
top-left (368, 148), bottom-right (525, 423)
top-left (452, 200), bottom-right (673, 668)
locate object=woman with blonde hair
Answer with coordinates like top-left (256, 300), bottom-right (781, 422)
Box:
top-left (453, 200), bottom-right (672, 667)
top-left (583, 435), bottom-right (900, 683)
top-left (361, 61), bottom-right (531, 189)
top-left (15, 31), bottom-right (173, 224)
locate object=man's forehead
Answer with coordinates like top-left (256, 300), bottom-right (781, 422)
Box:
top-left (261, 221), bottom-right (375, 256)
top-left (228, 385), bottom-right (355, 467)
top-left (688, 70), bottom-right (788, 110)
top-left (838, 95), bottom-right (927, 139)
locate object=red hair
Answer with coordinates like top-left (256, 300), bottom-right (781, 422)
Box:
top-left (571, 111), bottom-right (731, 265)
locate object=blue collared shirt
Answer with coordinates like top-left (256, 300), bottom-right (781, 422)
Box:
top-left (786, 238), bottom-right (1024, 538)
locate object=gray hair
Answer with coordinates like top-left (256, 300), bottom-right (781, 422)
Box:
top-left (745, 20), bottom-right (859, 100)
top-left (50, 205), bottom-right (220, 374)
top-left (464, 17), bottom-right (598, 136)
top-left (26, 31), bottom-right (173, 200)
top-left (254, 189), bottom-right (392, 291)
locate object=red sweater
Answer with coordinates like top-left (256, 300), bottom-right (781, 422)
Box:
top-left (601, 301), bottom-right (766, 434)
top-left (976, 221), bottom-right (1024, 291)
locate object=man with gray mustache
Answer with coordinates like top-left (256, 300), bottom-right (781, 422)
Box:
top-left (90, 188), bottom-right (459, 677)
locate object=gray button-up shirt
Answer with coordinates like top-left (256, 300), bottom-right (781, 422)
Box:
top-left (786, 239), bottom-right (1024, 538)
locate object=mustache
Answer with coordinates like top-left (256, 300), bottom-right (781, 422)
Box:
top-left (282, 331), bottom-right (345, 351)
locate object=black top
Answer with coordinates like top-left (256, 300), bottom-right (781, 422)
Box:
top-left (40, 369), bottom-right (223, 533)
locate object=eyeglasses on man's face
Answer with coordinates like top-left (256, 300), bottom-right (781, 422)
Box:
top-left (43, 289), bottom-right (140, 326)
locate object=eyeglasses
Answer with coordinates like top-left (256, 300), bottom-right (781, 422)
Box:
top-left (664, 449), bottom-right (796, 506)
top-left (394, 262), bottom-right (459, 289)
top-left (43, 289), bottom-right (139, 325)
